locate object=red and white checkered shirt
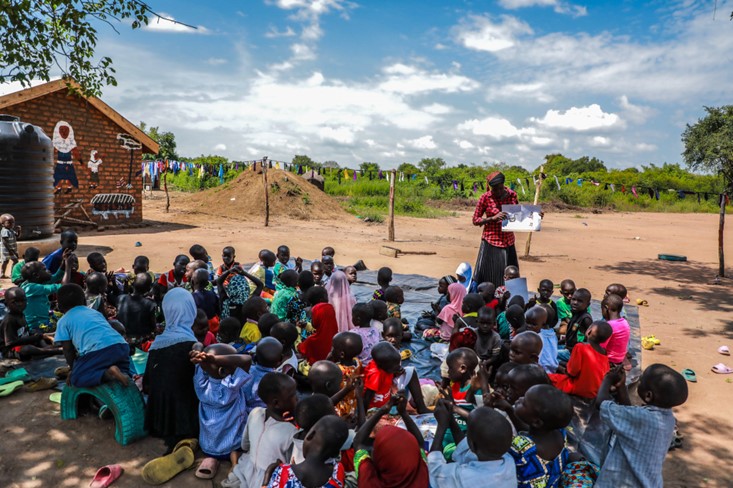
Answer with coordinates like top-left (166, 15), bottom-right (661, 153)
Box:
top-left (472, 187), bottom-right (519, 248)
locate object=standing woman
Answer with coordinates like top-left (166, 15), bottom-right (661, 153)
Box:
top-left (144, 288), bottom-right (200, 451)
top-left (472, 171), bottom-right (519, 288)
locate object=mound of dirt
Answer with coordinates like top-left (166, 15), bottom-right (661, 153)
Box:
top-left (176, 169), bottom-right (349, 221)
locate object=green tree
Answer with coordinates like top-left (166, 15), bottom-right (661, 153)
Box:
top-left (397, 162), bottom-right (420, 174)
top-left (139, 122), bottom-right (178, 160)
top-left (360, 162), bottom-right (380, 173)
top-left (322, 160), bottom-right (340, 169)
top-left (682, 105), bottom-right (733, 277)
top-left (292, 155), bottom-right (315, 168)
top-left (417, 157), bottom-right (446, 175)
top-left (0, 1), bottom-right (187, 96)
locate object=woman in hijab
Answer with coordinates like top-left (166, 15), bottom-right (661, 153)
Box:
top-left (354, 402), bottom-right (429, 488)
top-left (472, 171), bottom-right (520, 288)
top-left (436, 282), bottom-right (467, 342)
top-left (326, 270), bottom-right (356, 333)
top-left (144, 288), bottom-right (200, 451)
top-left (455, 262), bottom-right (476, 293)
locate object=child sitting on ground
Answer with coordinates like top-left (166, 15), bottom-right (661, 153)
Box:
top-left (85, 272), bottom-right (111, 318)
top-left (273, 245), bottom-right (303, 291)
top-left (559, 288), bottom-right (593, 362)
top-left (21, 258), bottom-right (71, 331)
top-left (116, 273), bottom-right (157, 347)
top-left (258, 313), bottom-right (281, 339)
top-left (11, 246), bottom-right (39, 285)
top-left (474, 307), bottom-right (502, 366)
top-left (556, 279), bottom-right (576, 332)
top-left (530, 305), bottom-right (558, 373)
top-left (193, 309), bottom-right (217, 347)
top-left (0, 287), bottom-right (62, 360)
top-left (320, 255), bottom-right (335, 287)
top-left (442, 348), bottom-right (483, 439)
top-left (243, 337), bottom-right (284, 413)
top-left (239, 296), bottom-right (270, 345)
top-left (509, 331), bottom-right (543, 365)
top-left (86, 252), bottom-right (121, 303)
top-left (270, 270), bottom-right (307, 326)
top-left (215, 246), bottom-right (239, 284)
top-left (298, 287), bottom-right (338, 366)
top-left (604, 283), bottom-right (629, 303)
top-left (510, 385), bottom-right (573, 487)
top-left (223, 372), bottom-right (298, 488)
top-left (124, 255), bottom-right (156, 294)
top-left (550, 320), bottom-right (613, 399)
top-left (490, 363), bottom-right (551, 434)
top-left (189, 244), bottom-right (214, 280)
top-left (428, 282), bottom-right (466, 342)
top-left (190, 343), bottom-right (252, 479)
top-left (495, 265), bottom-right (520, 303)
top-left (42, 229), bottom-right (77, 274)
top-left (271, 321), bottom-right (299, 376)
top-left (1, 213), bottom-right (20, 279)
top-left (217, 316), bottom-right (247, 354)
top-left (249, 249), bottom-right (277, 295)
top-left (477, 281), bottom-right (499, 309)
top-left (449, 293), bottom-right (484, 351)
top-left (290, 394), bottom-right (337, 464)
top-left (344, 265), bottom-right (357, 284)
top-left (364, 342), bottom-right (429, 414)
top-left (496, 296), bottom-right (525, 339)
top-left (370, 300), bottom-right (388, 333)
top-left (192, 268), bottom-right (220, 333)
top-left (429, 402), bottom-right (516, 488)
top-left (328, 332), bottom-right (364, 425)
top-left (54, 284), bottom-right (130, 387)
top-left (310, 261), bottom-right (324, 287)
top-left (595, 364), bottom-right (688, 487)
top-left (532, 279), bottom-right (558, 327)
top-left (267, 415), bottom-right (348, 487)
top-left (157, 254), bottom-right (190, 293)
top-left (601, 294), bottom-right (631, 366)
top-left (372, 267), bottom-right (393, 301)
top-left (351, 303), bottom-right (380, 364)
top-left (507, 303), bottom-right (527, 337)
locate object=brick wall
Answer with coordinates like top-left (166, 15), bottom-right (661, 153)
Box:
top-left (4, 90), bottom-right (144, 226)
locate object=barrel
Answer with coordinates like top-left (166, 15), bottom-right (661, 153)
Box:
top-left (0, 115), bottom-right (54, 239)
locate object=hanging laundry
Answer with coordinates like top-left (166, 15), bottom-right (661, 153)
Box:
top-left (369, 171), bottom-right (373, 180)
top-left (654, 189), bottom-right (660, 200)
top-left (554, 175), bottom-right (561, 191)
top-left (218, 164), bottom-right (224, 184)
top-left (472, 182), bottom-right (478, 193)
top-left (565, 178), bottom-right (574, 185)
top-left (631, 186), bottom-right (638, 198)
top-left (378, 170), bottom-right (383, 179)
top-left (526, 177), bottom-right (531, 188)
top-left (577, 179), bottom-right (583, 186)
top-left (510, 182), bottom-right (516, 190)
top-left (353, 171), bottom-right (357, 181)
top-left (424, 176), bottom-right (429, 184)
top-left (452, 180), bottom-right (459, 191)
top-left (517, 178), bottom-right (526, 195)
top-left (621, 185), bottom-right (626, 194)
top-left (677, 190), bottom-right (685, 199)
top-left (460, 181), bottom-right (465, 192)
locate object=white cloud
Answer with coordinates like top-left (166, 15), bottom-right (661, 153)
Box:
top-left (319, 127), bottom-right (356, 144)
top-left (532, 104), bottom-right (621, 131)
top-left (291, 43), bottom-right (316, 61)
top-left (619, 95), bottom-right (654, 124)
top-left (486, 82), bottom-right (554, 103)
top-left (423, 103), bottom-right (453, 115)
top-left (379, 64), bottom-right (479, 95)
top-left (144, 14), bottom-right (208, 34)
top-left (498, 0), bottom-right (587, 17)
top-left (454, 139), bottom-right (475, 149)
top-left (408, 135), bottom-right (437, 150)
top-left (454, 15), bottom-right (532, 52)
top-left (207, 58), bottom-right (228, 66)
top-left (458, 116), bottom-right (525, 139)
top-left (635, 142), bottom-right (657, 152)
top-left (589, 136), bottom-right (611, 147)
top-left (214, 143), bottom-right (227, 151)
top-left (265, 26), bottom-right (297, 38)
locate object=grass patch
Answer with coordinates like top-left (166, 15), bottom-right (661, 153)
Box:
top-left (341, 195), bottom-right (450, 219)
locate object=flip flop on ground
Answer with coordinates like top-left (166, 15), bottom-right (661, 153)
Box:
top-left (0, 368), bottom-right (30, 386)
top-left (718, 346), bottom-right (730, 356)
top-left (0, 380), bottom-right (25, 397)
top-left (141, 446), bottom-right (194, 485)
top-left (681, 369), bottom-right (696, 382)
top-left (90, 464), bottom-right (123, 488)
top-left (195, 457), bottom-right (220, 480)
top-left (711, 363), bottom-right (733, 374)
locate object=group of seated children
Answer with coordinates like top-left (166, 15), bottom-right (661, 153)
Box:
top-left (0, 233), bottom-right (687, 488)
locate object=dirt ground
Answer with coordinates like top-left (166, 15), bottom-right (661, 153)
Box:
top-left (1, 192), bottom-right (732, 487)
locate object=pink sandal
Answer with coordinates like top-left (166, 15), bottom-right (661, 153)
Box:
top-left (90, 464), bottom-right (123, 488)
top-left (711, 363), bottom-right (733, 374)
top-left (195, 457), bottom-right (220, 480)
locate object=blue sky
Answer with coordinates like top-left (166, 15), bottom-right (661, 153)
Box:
top-left (63, 1), bottom-right (733, 168)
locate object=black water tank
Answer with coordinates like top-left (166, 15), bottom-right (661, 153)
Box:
top-left (0, 115), bottom-right (54, 239)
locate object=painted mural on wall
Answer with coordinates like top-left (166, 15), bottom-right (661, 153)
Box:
top-left (117, 133), bottom-right (142, 189)
top-left (52, 121), bottom-right (80, 193)
top-left (91, 193), bottom-right (136, 220)
top-left (87, 150), bottom-right (102, 189)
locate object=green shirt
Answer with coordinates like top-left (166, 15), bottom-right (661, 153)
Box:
top-left (556, 297), bottom-right (573, 322)
top-left (20, 267), bottom-right (64, 330)
top-left (10, 260), bottom-right (24, 284)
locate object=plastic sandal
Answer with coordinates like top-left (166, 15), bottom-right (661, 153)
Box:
top-left (400, 349), bottom-right (412, 361)
top-left (718, 346), bottom-right (730, 356)
top-left (681, 369), bottom-right (697, 382)
top-left (711, 363), bottom-right (733, 374)
top-left (141, 446), bottom-right (194, 485)
top-left (647, 335), bottom-right (661, 345)
top-left (49, 392), bottom-right (62, 404)
top-left (90, 464), bottom-right (123, 488)
top-left (24, 377), bottom-right (58, 392)
top-left (0, 368), bottom-right (30, 386)
top-left (0, 380), bottom-right (25, 397)
top-left (636, 299), bottom-right (649, 306)
top-left (173, 438), bottom-right (198, 453)
top-left (195, 457), bottom-right (220, 480)
top-left (641, 337), bottom-right (655, 350)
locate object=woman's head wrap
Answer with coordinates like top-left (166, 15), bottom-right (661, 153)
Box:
top-left (487, 171), bottom-right (505, 187)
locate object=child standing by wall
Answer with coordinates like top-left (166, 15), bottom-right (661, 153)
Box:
top-left (190, 343), bottom-right (252, 480)
top-left (1, 214), bottom-right (20, 279)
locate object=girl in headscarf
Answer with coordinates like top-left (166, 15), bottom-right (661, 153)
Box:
top-left (353, 398), bottom-right (429, 488)
top-left (436, 282), bottom-right (467, 341)
top-left (144, 288), bottom-right (200, 450)
top-left (297, 288), bottom-right (338, 365)
top-left (455, 262), bottom-right (476, 293)
top-left (326, 270), bottom-right (356, 333)
top-left (52, 121), bottom-right (80, 193)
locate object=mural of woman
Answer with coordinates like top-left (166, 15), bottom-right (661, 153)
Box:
top-left (88, 149), bottom-right (102, 189)
top-left (52, 121), bottom-right (80, 193)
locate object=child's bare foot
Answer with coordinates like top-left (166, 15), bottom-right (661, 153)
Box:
top-left (104, 365), bottom-right (129, 386)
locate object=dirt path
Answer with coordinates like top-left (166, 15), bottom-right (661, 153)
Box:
top-left (1, 193), bottom-right (731, 487)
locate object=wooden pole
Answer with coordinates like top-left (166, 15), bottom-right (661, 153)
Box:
top-left (163, 171), bottom-right (170, 213)
top-left (524, 165), bottom-right (544, 258)
top-left (263, 157), bottom-right (270, 227)
top-left (388, 169), bottom-right (396, 242)
top-left (719, 193), bottom-right (726, 277)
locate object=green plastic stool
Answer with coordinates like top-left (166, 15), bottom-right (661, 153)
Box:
top-left (60, 381), bottom-right (147, 445)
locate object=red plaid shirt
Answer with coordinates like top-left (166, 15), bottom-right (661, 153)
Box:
top-left (472, 187), bottom-right (519, 247)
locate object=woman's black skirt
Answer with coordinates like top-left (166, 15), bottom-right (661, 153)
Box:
top-left (473, 240), bottom-right (518, 287)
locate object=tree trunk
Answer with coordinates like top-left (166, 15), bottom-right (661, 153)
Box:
top-left (719, 193), bottom-right (726, 277)
top-left (388, 169), bottom-right (396, 241)
top-left (263, 159), bottom-right (270, 227)
top-left (163, 171), bottom-right (170, 213)
top-left (524, 165), bottom-right (544, 257)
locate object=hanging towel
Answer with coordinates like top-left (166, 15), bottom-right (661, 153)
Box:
top-left (554, 175), bottom-right (561, 190)
top-left (631, 186), bottom-right (638, 197)
top-left (218, 164), bottom-right (224, 184)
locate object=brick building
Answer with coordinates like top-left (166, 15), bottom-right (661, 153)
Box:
top-left (0, 79), bottom-right (158, 227)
